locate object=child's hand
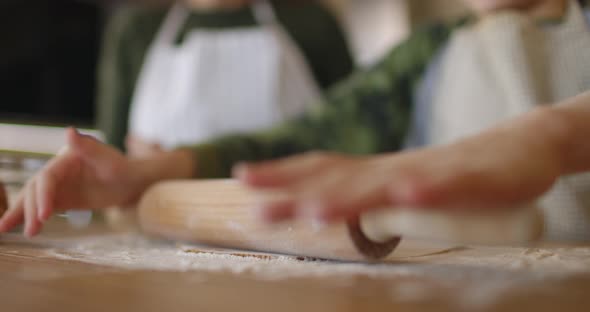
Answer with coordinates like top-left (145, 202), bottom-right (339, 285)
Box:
top-left (0, 128), bottom-right (142, 237)
top-left (235, 116), bottom-right (562, 224)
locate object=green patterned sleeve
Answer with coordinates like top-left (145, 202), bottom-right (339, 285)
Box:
top-left (191, 23), bottom-right (455, 179)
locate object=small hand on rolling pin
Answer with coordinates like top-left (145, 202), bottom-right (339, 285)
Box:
top-left (0, 128), bottom-right (188, 237)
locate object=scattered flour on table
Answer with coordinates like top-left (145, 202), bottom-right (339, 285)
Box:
top-left (31, 232), bottom-right (590, 277)
top-left (3, 232), bottom-right (590, 309)
top-left (39, 232), bottom-right (419, 279)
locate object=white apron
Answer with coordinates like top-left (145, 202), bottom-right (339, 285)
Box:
top-left (428, 1), bottom-right (590, 240)
top-left (128, 0), bottom-right (321, 150)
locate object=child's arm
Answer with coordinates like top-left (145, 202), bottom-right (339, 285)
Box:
top-left (236, 91), bottom-right (590, 224)
top-left (549, 92), bottom-right (590, 174)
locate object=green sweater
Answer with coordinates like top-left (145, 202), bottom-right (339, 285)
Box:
top-left (96, 1), bottom-right (354, 150)
top-left (192, 22), bottom-right (459, 178)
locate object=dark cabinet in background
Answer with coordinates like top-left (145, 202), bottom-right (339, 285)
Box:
top-left (0, 0), bottom-right (103, 126)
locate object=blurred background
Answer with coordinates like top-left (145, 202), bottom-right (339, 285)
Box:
top-left (0, 0), bottom-right (466, 128)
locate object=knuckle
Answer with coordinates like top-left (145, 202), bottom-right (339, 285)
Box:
top-left (41, 169), bottom-right (57, 184)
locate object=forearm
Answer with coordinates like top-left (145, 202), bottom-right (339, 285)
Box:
top-left (549, 91), bottom-right (590, 174)
top-left (127, 149), bottom-right (195, 202)
top-left (497, 91), bottom-right (590, 178)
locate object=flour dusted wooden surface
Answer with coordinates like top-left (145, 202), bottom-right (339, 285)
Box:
top-left (1, 220), bottom-right (590, 312)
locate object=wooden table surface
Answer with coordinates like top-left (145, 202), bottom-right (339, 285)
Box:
top-left (1, 220), bottom-right (590, 312)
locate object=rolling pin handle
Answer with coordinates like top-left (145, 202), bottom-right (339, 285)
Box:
top-left (346, 217), bottom-right (401, 260)
top-left (359, 203), bottom-right (545, 246)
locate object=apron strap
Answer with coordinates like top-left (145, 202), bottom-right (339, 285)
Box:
top-left (155, 4), bottom-right (191, 46)
top-left (252, 0), bottom-right (279, 25)
top-left (559, 0), bottom-right (589, 31)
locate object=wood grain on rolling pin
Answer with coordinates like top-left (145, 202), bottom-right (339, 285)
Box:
top-left (138, 180), bottom-right (400, 261)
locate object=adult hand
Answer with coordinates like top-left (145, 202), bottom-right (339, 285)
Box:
top-left (235, 109), bottom-right (563, 224)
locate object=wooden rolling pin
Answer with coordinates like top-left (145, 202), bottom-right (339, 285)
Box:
top-left (138, 180), bottom-right (544, 261)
